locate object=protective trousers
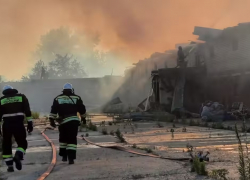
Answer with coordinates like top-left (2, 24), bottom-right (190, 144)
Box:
top-left (2, 122), bottom-right (27, 168)
top-left (59, 121), bottom-right (79, 160)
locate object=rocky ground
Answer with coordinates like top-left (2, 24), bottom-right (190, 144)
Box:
top-left (0, 116), bottom-right (245, 180)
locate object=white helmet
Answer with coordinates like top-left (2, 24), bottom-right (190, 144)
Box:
top-left (63, 83), bottom-right (73, 90)
top-left (3, 85), bottom-right (13, 91)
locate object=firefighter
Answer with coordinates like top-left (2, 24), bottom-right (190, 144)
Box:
top-left (49, 83), bottom-right (86, 164)
top-left (177, 46), bottom-right (186, 68)
top-left (0, 85), bottom-right (33, 172)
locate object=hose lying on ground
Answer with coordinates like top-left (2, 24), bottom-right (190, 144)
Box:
top-left (37, 127), bottom-right (57, 180)
top-left (36, 125), bottom-right (189, 180)
top-left (79, 136), bottom-right (190, 161)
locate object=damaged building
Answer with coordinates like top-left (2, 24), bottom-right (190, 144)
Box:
top-left (151, 22), bottom-right (250, 115)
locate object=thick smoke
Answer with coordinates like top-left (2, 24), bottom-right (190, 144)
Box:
top-left (0, 0), bottom-right (250, 79)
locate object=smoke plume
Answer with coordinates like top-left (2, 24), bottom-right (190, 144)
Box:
top-left (0, 0), bottom-right (250, 79)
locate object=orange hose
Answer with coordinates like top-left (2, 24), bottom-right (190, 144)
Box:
top-left (79, 136), bottom-right (189, 161)
top-left (37, 128), bottom-right (57, 180)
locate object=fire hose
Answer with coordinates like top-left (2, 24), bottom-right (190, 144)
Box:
top-left (37, 125), bottom-right (210, 179)
top-left (37, 127), bottom-right (57, 180)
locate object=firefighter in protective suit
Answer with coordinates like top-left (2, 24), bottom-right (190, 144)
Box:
top-left (0, 85), bottom-right (33, 172)
top-left (49, 83), bottom-right (86, 164)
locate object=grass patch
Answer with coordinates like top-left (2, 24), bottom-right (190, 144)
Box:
top-left (108, 121), bottom-right (113, 126)
top-left (135, 146), bottom-right (154, 154)
top-left (182, 118), bottom-right (187, 124)
top-left (189, 119), bottom-right (196, 126)
top-left (191, 157), bottom-right (208, 176)
top-left (145, 148), bottom-right (153, 153)
top-left (102, 128), bottom-right (108, 135)
top-left (115, 129), bottom-right (126, 143)
top-left (235, 124), bottom-right (248, 179)
top-left (215, 122), bottom-right (224, 129)
top-left (110, 130), bottom-right (115, 136)
top-left (209, 169), bottom-right (229, 180)
top-left (88, 121), bottom-right (97, 131)
top-left (31, 111), bottom-right (40, 119)
top-left (132, 144), bottom-right (137, 148)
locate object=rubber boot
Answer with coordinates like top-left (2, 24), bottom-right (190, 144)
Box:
top-left (13, 152), bottom-right (22, 171)
top-left (68, 158), bottom-right (74, 165)
top-left (7, 167), bottom-right (14, 172)
top-left (62, 156), bottom-right (67, 162)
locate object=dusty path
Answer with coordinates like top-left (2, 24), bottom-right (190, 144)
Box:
top-left (45, 129), bottom-right (203, 180)
top-left (0, 121), bottom-right (217, 180)
top-left (0, 128), bottom-right (51, 180)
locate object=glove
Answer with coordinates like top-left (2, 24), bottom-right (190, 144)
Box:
top-left (50, 119), bottom-right (56, 128)
top-left (27, 121), bottom-right (33, 133)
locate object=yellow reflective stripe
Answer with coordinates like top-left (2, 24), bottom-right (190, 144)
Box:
top-left (56, 96), bottom-right (79, 100)
top-left (3, 155), bottom-right (12, 158)
top-left (60, 143), bottom-right (67, 148)
top-left (26, 117), bottom-right (32, 120)
top-left (27, 117), bottom-right (33, 122)
top-left (70, 96), bottom-right (80, 99)
top-left (63, 116), bottom-right (79, 120)
top-left (49, 113), bottom-right (57, 117)
top-left (61, 116), bottom-right (79, 124)
top-left (3, 112), bottom-right (25, 117)
top-left (67, 144), bottom-right (77, 148)
top-left (17, 147), bottom-right (25, 153)
top-left (1, 96), bottom-right (22, 105)
top-left (67, 144), bottom-right (77, 150)
top-left (4, 158), bottom-right (13, 162)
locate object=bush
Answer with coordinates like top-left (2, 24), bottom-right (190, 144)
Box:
top-left (145, 148), bottom-right (153, 153)
top-left (115, 129), bottom-right (126, 143)
top-left (32, 112), bottom-right (40, 119)
top-left (209, 169), bottom-right (229, 180)
top-left (211, 123), bottom-right (216, 129)
top-left (200, 122), bottom-right (208, 127)
top-left (189, 119), bottom-right (196, 126)
top-left (110, 130), bottom-right (115, 136)
top-left (192, 157), bottom-right (208, 175)
top-left (215, 122), bottom-right (224, 129)
top-left (88, 121), bottom-right (97, 131)
top-left (102, 128), bottom-right (108, 135)
top-left (108, 121), bottom-right (113, 126)
top-left (182, 119), bottom-right (187, 124)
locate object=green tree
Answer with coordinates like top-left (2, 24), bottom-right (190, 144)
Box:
top-left (48, 54), bottom-right (87, 79)
top-left (33, 27), bottom-right (105, 76)
top-left (21, 60), bottom-right (47, 81)
top-left (22, 55), bottom-right (87, 81)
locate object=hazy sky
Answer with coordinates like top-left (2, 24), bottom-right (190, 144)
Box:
top-left (0, 0), bottom-right (250, 79)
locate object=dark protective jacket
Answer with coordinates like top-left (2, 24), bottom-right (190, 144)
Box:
top-left (178, 49), bottom-right (185, 62)
top-left (0, 89), bottom-right (32, 124)
top-left (49, 90), bottom-right (86, 124)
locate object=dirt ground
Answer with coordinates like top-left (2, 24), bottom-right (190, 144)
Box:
top-left (0, 115), bottom-right (246, 180)
top-left (90, 116), bottom-right (247, 180)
